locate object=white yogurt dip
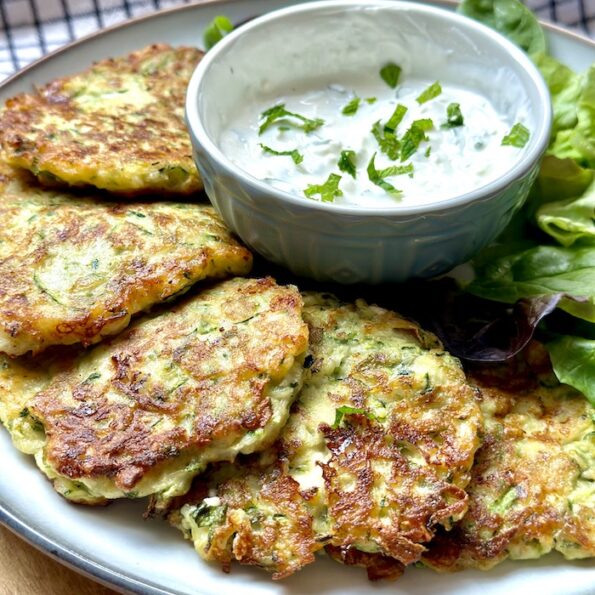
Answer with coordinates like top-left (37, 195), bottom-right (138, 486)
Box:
top-left (220, 73), bottom-right (530, 208)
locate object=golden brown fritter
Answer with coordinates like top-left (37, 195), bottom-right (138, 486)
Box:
top-left (5, 278), bottom-right (308, 505)
top-left (0, 349), bottom-right (68, 428)
top-left (0, 347), bottom-right (77, 456)
top-left (0, 166), bottom-right (252, 356)
top-left (0, 44), bottom-right (202, 195)
top-left (170, 293), bottom-right (482, 579)
top-left (423, 343), bottom-right (595, 571)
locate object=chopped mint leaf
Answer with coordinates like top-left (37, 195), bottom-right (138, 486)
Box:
top-left (342, 97), bottom-right (361, 116)
top-left (259, 104), bottom-right (324, 135)
top-left (259, 143), bottom-right (303, 165)
top-left (443, 102), bottom-right (464, 128)
top-left (425, 146), bottom-right (431, 158)
top-left (338, 150), bottom-right (357, 178)
top-left (384, 104), bottom-right (408, 133)
top-left (204, 16), bottom-right (234, 50)
top-left (365, 97), bottom-right (377, 104)
top-left (331, 405), bottom-right (375, 430)
top-left (416, 81), bottom-right (442, 104)
top-left (502, 122), bottom-right (530, 148)
top-left (367, 153), bottom-right (405, 197)
top-left (400, 119), bottom-right (433, 161)
top-left (378, 162), bottom-right (414, 177)
top-left (372, 121), bottom-right (400, 160)
top-left (380, 62), bottom-right (402, 88)
top-left (304, 173), bottom-right (343, 203)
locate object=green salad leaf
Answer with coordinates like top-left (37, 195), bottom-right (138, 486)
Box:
top-left (547, 335), bottom-right (595, 406)
top-left (548, 65), bottom-right (595, 167)
top-left (536, 178), bottom-right (595, 246)
top-left (534, 53), bottom-right (583, 136)
top-left (468, 244), bottom-right (595, 322)
top-left (460, 0), bottom-right (595, 404)
top-left (458, 0), bottom-right (546, 56)
top-left (531, 155), bottom-right (594, 204)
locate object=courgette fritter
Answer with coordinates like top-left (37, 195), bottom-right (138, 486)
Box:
top-left (0, 347), bottom-right (76, 453)
top-left (423, 342), bottom-right (595, 571)
top-left (0, 166), bottom-right (252, 356)
top-left (3, 278), bottom-right (308, 505)
top-left (0, 44), bottom-right (202, 195)
top-left (170, 293), bottom-right (482, 579)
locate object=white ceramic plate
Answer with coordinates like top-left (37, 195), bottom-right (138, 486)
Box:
top-left (0, 2), bottom-right (594, 594)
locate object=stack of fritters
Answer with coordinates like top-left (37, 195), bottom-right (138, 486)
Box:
top-left (169, 293), bottom-right (482, 579)
top-left (3, 277), bottom-right (308, 505)
top-left (0, 43), bottom-right (592, 585)
top-left (0, 45), bottom-right (309, 507)
top-left (424, 343), bottom-right (595, 571)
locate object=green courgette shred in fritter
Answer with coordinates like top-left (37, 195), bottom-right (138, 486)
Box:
top-left (0, 165), bottom-right (252, 356)
top-left (0, 44), bottom-right (202, 195)
top-left (423, 342), bottom-right (595, 571)
top-left (1, 277), bottom-right (308, 506)
top-left (169, 292), bottom-right (482, 580)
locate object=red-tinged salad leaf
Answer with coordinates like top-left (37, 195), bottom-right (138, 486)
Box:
top-left (436, 0), bottom-right (595, 400)
top-left (394, 280), bottom-right (568, 363)
top-left (438, 294), bottom-right (563, 363)
top-left (467, 244), bottom-right (595, 322)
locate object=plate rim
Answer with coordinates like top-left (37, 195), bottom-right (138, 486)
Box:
top-left (0, 1), bottom-right (594, 594)
top-left (1, 0), bottom-right (594, 92)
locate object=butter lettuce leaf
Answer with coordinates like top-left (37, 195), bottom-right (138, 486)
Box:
top-left (534, 53), bottom-right (583, 136)
top-left (468, 245), bottom-right (595, 322)
top-left (548, 65), bottom-right (595, 167)
top-left (532, 155), bottom-right (593, 204)
top-left (458, 0), bottom-right (546, 55)
top-left (530, 156), bottom-right (595, 247)
top-left (536, 178), bottom-right (595, 246)
top-left (547, 335), bottom-right (595, 406)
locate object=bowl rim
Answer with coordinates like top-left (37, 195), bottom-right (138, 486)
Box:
top-left (186, 0), bottom-right (552, 218)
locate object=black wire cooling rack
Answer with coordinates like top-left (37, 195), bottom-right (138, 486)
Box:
top-left (0, 0), bottom-right (593, 80)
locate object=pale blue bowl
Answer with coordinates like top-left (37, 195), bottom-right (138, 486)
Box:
top-left (186, 0), bottom-right (551, 284)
